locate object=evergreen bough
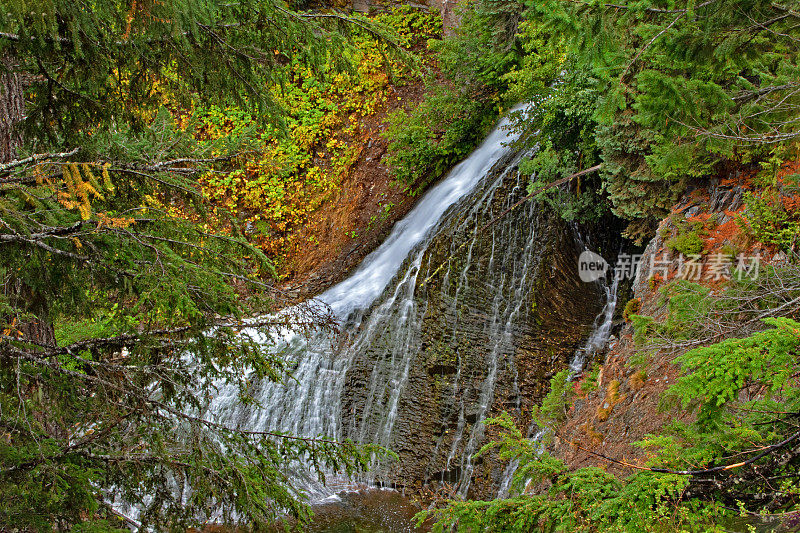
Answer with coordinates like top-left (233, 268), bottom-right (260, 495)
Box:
top-left (0, 0), bottom-right (393, 530)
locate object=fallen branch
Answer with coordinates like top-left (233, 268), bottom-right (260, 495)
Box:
top-left (0, 148), bottom-right (79, 174)
top-left (575, 430), bottom-right (800, 476)
top-left (0, 316), bottom-right (320, 356)
top-left (620, 10), bottom-right (686, 82)
top-left (479, 164), bottom-right (602, 235)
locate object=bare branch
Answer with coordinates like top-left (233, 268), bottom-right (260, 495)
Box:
top-left (0, 148), bottom-right (79, 174)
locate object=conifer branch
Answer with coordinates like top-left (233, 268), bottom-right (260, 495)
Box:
top-left (685, 127), bottom-right (800, 144)
top-left (0, 24), bottom-right (244, 47)
top-left (0, 221), bottom-right (86, 240)
top-left (0, 316), bottom-right (322, 357)
top-left (1, 341), bottom-right (369, 450)
top-left (648, 263), bottom-right (800, 351)
top-left (277, 6), bottom-right (406, 55)
top-left (568, 0), bottom-right (718, 15)
top-left (0, 0), bottom-right (378, 525)
top-left (733, 82), bottom-right (800, 103)
top-left (0, 232), bottom-right (92, 262)
top-left (0, 31), bottom-right (70, 44)
top-left (1, 413), bottom-right (132, 474)
top-left (620, 10), bottom-right (686, 82)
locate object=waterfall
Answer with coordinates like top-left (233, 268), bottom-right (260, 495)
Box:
top-left (495, 263), bottom-right (619, 499)
top-left (342, 156), bottom-right (540, 498)
top-left (317, 104), bottom-right (535, 319)
top-left (569, 272), bottom-right (619, 377)
top-left (206, 104), bottom-right (534, 497)
top-left (203, 98), bottom-right (613, 502)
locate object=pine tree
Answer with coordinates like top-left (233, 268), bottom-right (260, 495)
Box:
top-left (0, 1), bottom-right (386, 530)
top-left (523, 0), bottom-right (800, 239)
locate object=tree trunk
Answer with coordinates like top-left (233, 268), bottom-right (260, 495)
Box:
top-left (0, 51), bottom-right (55, 346)
top-left (0, 50), bottom-right (24, 164)
top-left (13, 283), bottom-right (57, 347)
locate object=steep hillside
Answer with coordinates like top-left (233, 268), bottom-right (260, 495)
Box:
top-left (558, 161), bottom-right (800, 474)
top-left (192, 5), bottom-right (445, 299)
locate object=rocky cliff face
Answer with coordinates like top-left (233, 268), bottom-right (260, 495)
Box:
top-left (271, 106), bottom-right (794, 505)
top-left (339, 155), bottom-right (607, 499)
top-left (552, 165), bottom-right (798, 475)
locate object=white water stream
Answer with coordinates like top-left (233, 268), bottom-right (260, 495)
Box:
top-left (202, 97), bottom-right (624, 505)
top-left (569, 273), bottom-right (619, 377)
top-left (113, 101), bottom-right (621, 527)
top-left (495, 262), bottom-right (619, 498)
top-left (206, 104), bottom-right (534, 497)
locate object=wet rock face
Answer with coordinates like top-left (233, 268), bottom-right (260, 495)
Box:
top-left (340, 160), bottom-right (604, 499)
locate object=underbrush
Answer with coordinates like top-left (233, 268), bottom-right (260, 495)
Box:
top-left (178, 7), bottom-right (442, 269)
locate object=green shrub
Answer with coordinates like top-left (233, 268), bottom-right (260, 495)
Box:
top-left (665, 216), bottom-right (707, 256)
top-left (383, 0), bottom-right (527, 189)
top-left (740, 189), bottom-right (800, 251)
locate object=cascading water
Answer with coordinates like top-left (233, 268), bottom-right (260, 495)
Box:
top-left (341, 155), bottom-right (541, 498)
top-left (569, 272), bottom-right (619, 377)
top-left (204, 98), bottom-right (612, 503)
top-left (494, 262), bottom-right (619, 499)
top-left (206, 104), bottom-right (538, 496)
